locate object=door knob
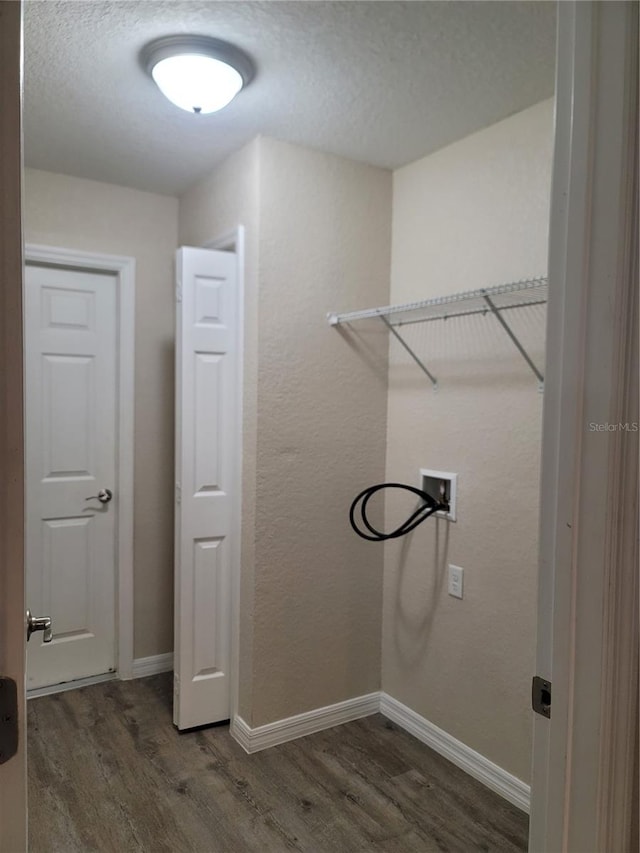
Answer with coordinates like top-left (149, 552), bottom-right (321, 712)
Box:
top-left (85, 488), bottom-right (113, 504)
top-left (26, 609), bottom-right (53, 643)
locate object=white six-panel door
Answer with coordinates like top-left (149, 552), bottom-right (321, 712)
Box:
top-left (174, 247), bottom-right (238, 730)
top-left (25, 263), bottom-right (117, 690)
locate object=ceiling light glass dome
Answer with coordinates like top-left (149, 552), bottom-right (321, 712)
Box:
top-left (141, 35), bottom-right (254, 115)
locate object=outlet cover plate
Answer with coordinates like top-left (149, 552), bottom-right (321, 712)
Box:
top-left (448, 564), bottom-right (464, 599)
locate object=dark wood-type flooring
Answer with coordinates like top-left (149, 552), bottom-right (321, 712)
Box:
top-left (28, 674), bottom-right (528, 853)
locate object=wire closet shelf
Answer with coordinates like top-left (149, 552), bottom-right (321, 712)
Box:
top-left (327, 276), bottom-right (548, 390)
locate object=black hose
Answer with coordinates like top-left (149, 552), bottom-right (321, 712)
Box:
top-left (349, 482), bottom-right (446, 542)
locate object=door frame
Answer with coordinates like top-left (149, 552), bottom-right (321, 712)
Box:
top-left (201, 227), bottom-right (245, 724)
top-left (24, 244), bottom-right (136, 682)
top-left (529, 2), bottom-right (638, 851)
top-left (0, 2), bottom-right (27, 848)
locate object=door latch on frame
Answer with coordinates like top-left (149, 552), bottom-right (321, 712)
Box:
top-left (532, 675), bottom-right (551, 718)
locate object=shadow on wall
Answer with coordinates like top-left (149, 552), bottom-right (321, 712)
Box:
top-left (386, 304), bottom-right (546, 394)
top-left (133, 336), bottom-right (176, 657)
top-left (333, 321), bottom-right (389, 390)
top-left (389, 359), bottom-right (544, 393)
top-left (392, 520), bottom-right (450, 667)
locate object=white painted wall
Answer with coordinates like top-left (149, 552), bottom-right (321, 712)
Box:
top-left (23, 168), bottom-right (178, 659)
top-left (251, 138), bottom-right (391, 726)
top-left (382, 99), bottom-right (554, 784)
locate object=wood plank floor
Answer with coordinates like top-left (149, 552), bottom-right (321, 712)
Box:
top-left (28, 675), bottom-right (528, 852)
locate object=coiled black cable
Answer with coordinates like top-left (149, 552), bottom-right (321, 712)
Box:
top-left (349, 482), bottom-right (447, 542)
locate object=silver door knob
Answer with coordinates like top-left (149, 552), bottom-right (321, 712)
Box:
top-left (26, 609), bottom-right (52, 643)
top-left (85, 488), bottom-right (113, 504)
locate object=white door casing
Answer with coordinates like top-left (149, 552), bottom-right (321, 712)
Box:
top-left (529, 3), bottom-right (639, 852)
top-left (25, 263), bottom-right (118, 688)
top-left (0, 4), bottom-right (27, 847)
top-left (174, 247), bottom-right (239, 730)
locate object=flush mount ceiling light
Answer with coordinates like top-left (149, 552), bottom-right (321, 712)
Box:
top-left (141, 35), bottom-right (254, 115)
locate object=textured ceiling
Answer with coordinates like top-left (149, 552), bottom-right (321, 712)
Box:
top-left (24, 1), bottom-right (556, 197)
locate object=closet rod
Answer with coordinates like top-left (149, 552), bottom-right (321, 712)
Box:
top-left (327, 276), bottom-right (547, 327)
top-left (392, 298), bottom-right (548, 327)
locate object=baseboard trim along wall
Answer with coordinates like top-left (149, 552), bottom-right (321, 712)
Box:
top-left (231, 690), bottom-right (530, 813)
top-left (131, 652), bottom-right (174, 679)
top-left (379, 693), bottom-right (530, 813)
top-left (231, 692), bottom-right (381, 754)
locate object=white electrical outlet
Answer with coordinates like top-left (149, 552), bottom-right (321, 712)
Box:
top-left (448, 564), bottom-right (464, 599)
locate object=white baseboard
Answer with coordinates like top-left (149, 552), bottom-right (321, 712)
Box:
top-left (131, 652), bottom-right (174, 679)
top-left (231, 691), bottom-right (381, 754)
top-left (233, 691), bottom-right (529, 812)
top-left (379, 692), bottom-right (530, 813)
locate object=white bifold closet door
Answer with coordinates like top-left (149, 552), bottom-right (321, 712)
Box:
top-left (174, 247), bottom-right (239, 730)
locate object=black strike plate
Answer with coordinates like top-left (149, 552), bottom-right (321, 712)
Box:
top-left (0, 677), bottom-right (19, 764)
top-left (532, 675), bottom-right (552, 719)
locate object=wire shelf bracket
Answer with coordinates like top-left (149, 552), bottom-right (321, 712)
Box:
top-left (380, 314), bottom-right (438, 389)
top-left (328, 276), bottom-right (547, 390)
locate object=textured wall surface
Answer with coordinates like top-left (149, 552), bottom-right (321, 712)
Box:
top-left (23, 168), bottom-right (178, 659)
top-left (249, 138), bottom-right (392, 726)
top-left (383, 99), bottom-right (554, 783)
top-left (179, 140), bottom-right (260, 719)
